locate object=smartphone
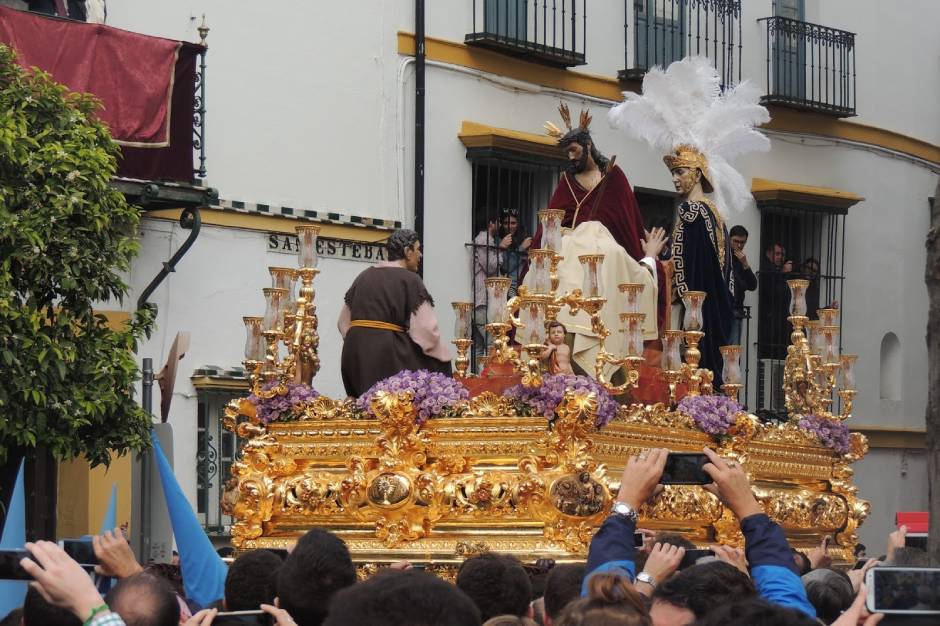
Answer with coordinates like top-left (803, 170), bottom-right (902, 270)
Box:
top-left (0, 549), bottom-right (33, 580)
top-left (678, 548), bottom-right (715, 570)
top-left (865, 567), bottom-right (940, 614)
top-left (59, 539), bottom-right (98, 566)
top-left (634, 532), bottom-right (645, 548)
top-left (215, 610), bottom-right (266, 617)
top-left (660, 453), bottom-right (711, 485)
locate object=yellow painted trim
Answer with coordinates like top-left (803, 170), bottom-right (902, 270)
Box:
top-left (752, 177), bottom-right (865, 209)
top-left (458, 120), bottom-right (564, 160)
top-left (96, 310), bottom-right (131, 330)
top-left (144, 207), bottom-right (390, 242)
top-left (854, 425), bottom-right (925, 450)
top-left (191, 376), bottom-right (250, 391)
top-left (398, 32), bottom-right (940, 166)
top-left (397, 31), bottom-right (624, 101)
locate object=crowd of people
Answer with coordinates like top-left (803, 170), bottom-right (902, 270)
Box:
top-left (4, 446), bottom-right (930, 626)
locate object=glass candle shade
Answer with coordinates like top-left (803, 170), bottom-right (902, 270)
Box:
top-left (840, 354), bottom-right (857, 390)
top-left (619, 283), bottom-right (644, 314)
top-left (528, 249), bottom-right (553, 294)
top-left (812, 356), bottom-right (828, 388)
top-left (296, 225), bottom-right (321, 268)
top-left (821, 325), bottom-right (840, 364)
top-left (262, 287), bottom-right (289, 332)
top-left (621, 313), bottom-right (645, 357)
top-left (818, 308), bottom-right (839, 327)
top-left (243, 316), bottom-right (265, 361)
top-left (578, 254), bottom-right (605, 298)
top-left (538, 208), bottom-right (565, 253)
top-left (521, 300), bottom-right (546, 345)
top-left (719, 345), bottom-right (743, 385)
top-left (787, 279), bottom-right (809, 317)
top-left (662, 330), bottom-right (684, 371)
top-left (485, 277), bottom-right (511, 325)
top-left (451, 302), bottom-right (473, 341)
top-left (269, 267), bottom-right (298, 301)
top-left (805, 320), bottom-right (821, 355)
top-left (681, 291), bottom-right (706, 332)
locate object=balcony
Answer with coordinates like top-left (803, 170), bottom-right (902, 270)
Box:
top-left (758, 16), bottom-right (856, 117)
top-left (619, 0), bottom-right (742, 86)
top-left (466, 0), bottom-right (586, 68)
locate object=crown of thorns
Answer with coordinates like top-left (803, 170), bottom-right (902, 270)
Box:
top-left (544, 102), bottom-right (592, 139)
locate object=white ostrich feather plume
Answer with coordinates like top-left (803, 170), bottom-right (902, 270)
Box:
top-left (608, 56), bottom-right (770, 216)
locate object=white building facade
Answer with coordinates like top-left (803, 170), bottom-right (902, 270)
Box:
top-left (100, 0), bottom-right (936, 549)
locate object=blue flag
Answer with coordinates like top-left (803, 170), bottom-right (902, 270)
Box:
top-left (0, 460), bottom-right (27, 617)
top-left (150, 430), bottom-right (227, 607)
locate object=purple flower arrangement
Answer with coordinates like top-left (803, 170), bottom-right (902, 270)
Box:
top-left (247, 382), bottom-right (319, 423)
top-left (677, 395), bottom-right (742, 436)
top-left (356, 369), bottom-right (470, 423)
top-left (505, 374), bottom-right (618, 427)
top-left (798, 414), bottom-right (851, 455)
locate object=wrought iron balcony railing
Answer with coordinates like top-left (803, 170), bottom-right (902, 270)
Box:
top-left (466, 0), bottom-right (586, 68)
top-left (758, 16), bottom-right (856, 117)
top-left (619, 0), bottom-right (741, 86)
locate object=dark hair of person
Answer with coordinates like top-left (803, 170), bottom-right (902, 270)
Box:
top-left (500, 209), bottom-right (529, 250)
top-left (0, 608), bottom-right (22, 626)
top-left (791, 548), bottom-right (812, 576)
top-left (324, 569), bottom-right (481, 626)
top-left (276, 528), bottom-right (357, 626)
top-left (558, 129), bottom-right (610, 173)
top-left (225, 549), bottom-right (283, 612)
top-left (143, 562), bottom-right (184, 597)
top-left (652, 561), bottom-right (756, 619)
top-left (853, 543), bottom-right (866, 557)
top-left (475, 210), bottom-right (498, 235)
top-left (543, 563), bottom-right (586, 620)
top-left (482, 617), bottom-right (539, 626)
top-left (729, 225), bottom-right (748, 238)
top-left (692, 597), bottom-right (818, 626)
top-left (547, 320), bottom-right (567, 334)
top-left (456, 553), bottom-right (533, 622)
top-left (802, 569), bottom-right (853, 624)
top-left (555, 573), bottom-right (650, 626)
top-left (23, 587), bottom-right (81, 626)
top-left (105, 572), bottom-right (181, 626)
top-left (386, 229), bottom-right (421, 261)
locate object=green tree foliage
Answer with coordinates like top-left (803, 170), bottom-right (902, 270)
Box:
top-left (0, 45), bottom-right (154, 467)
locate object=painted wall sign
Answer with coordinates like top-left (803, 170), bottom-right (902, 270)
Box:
top-left (267, 233), bottom-right (386, 263)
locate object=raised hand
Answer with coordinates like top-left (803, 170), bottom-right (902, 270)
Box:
top-left (886, 524), bottom-right (906, 563)
top-left (93, 528), bottom-right (144, 579)
top-left (711, 544), bottom-right (749, 577)
top-left (20, 541), bottom-right (106, 622)
top-left (701, 447), bottom-right (763, 520)
top-left (642, 227), bottom-right (668, 259)
top-left (640, 543), bottom-right (685, 585)
top-left (616, 448), bottom-right (668, 509)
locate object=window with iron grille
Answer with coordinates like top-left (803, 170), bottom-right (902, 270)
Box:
top-left (755, 206), bottom-right (847, 417)
top-left (196, 387), bottom-right (245, 536)
top-left (466, 151), bottom-right (562, 371)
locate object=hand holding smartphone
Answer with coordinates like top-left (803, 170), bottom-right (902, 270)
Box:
top-left (865, 567), bottom-right (940, 615)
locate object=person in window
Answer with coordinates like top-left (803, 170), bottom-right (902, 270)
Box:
top-left (499, 208), bottom-right (531, 298)
top-left (472, 213), bottom-right (504, 358)
top-left (338, 229), bottom-right (451, 397)
top-left (729, 225), bottom-right (758, 346)
top-left (26, 0), bottom-right (87, 20)
top-left (758, 243), bottom-right (792, 360)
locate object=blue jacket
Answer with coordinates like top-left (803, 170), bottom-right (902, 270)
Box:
top-left (582, 511), bottom-right (815, 619)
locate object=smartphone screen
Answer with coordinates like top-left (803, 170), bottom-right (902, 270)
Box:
top-left (866, 567), bottom-right (940, 614)
top-left (660, 453), bottom-right (711, 485)
top-left (58, 539), bottom-right (98, 566)
top-left (634, 533), bottom-right (644, 548)
top-left (0, 549), bottom-right (33, 580)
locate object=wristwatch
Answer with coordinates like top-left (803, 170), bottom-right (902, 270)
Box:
top-left (635, 571), bottom-right (657, 588)
top-left (610, 500), bottom-right (638, 523)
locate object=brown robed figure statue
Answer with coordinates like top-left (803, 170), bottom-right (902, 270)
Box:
top-left (526, 104), bottom-right (667, 379)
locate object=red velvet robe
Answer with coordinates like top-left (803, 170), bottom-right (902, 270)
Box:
top-left (531, 165), bottom-right (668, 331)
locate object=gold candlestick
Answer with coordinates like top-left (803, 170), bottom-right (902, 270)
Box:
top-left (522, 344), bottom-right (545, 387)
top-left (837, 389), bottom-right (856, 421)
top-left (452, 338), bottom-right (473, 379)
top-left (663, 369), bottom-right (683, 410)
top-left (682, 331), bottom-right (705, 396)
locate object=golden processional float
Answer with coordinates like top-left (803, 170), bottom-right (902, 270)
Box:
top-left (222, 217), bottom-right (869, 579)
